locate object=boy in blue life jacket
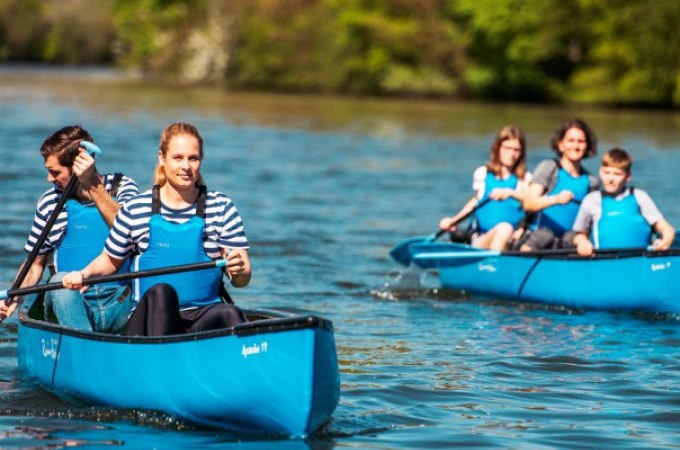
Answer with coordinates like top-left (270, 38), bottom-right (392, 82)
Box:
top-left (571, 148), bottom-right (675, 256)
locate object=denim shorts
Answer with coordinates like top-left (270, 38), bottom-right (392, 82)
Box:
top-left (44, 272), bottom-right (135, 334)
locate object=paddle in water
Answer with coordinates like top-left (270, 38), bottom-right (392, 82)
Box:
top-left (390, 198), bottom-right (491, 266)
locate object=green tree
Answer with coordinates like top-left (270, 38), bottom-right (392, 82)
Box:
top-left (321, 0), bottom-right (461, 95)
top-left (451, 0), bottom-right (595, 101)
top-left (0, 0), bottom-right (46, 60)
top-left (0, 0), bottom-right (114, 63)
top-left (113, 0), bottom-right (238, 81)
top-left (227, 0), bottom-right (329, 91)
top-left (570, 0), bottom-right (680, 106)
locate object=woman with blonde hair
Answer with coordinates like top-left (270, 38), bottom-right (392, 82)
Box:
top-left (61, 122), bottom-right (251, 336)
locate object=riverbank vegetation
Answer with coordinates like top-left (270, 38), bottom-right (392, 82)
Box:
top-left (1, 0), bottom-right (679, 107)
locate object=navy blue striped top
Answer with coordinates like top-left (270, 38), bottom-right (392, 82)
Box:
top-left (105, 188), bottom-right (249, 260)
top-left (24, 174), bottom-right (139, 255)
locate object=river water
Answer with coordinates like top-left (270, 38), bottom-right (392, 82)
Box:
top-left (1, 66), bottom-right (680, 449)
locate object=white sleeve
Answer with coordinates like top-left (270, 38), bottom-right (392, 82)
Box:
top-left (518, 171), bottom-right (532, 191)
top-left (572, 192), bottom-right (599, 233)
top-left (634, 189), bottom-right (664, 226)
top-left (472, 166), bottom-right (487, 199)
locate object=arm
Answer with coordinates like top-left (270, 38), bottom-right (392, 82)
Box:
top-left (439, 196), bottom-right (478, 231)
top-left (0, 253), bottom-right (49, 319)
top-left (84, 179), bottom-right (121, 226)
top-left (634, 190), bottom-right (675, 251)
top-left (522, 182), bottom-right (574, 212)
top-left (72, 150), bottom-right (120, 226)
top-left (214, 194), bottom-right (251, 287)
top-left (652, 219), bottom-right (675, 251)
top-left (573, 232), bottom-right (594, 256)
top-left (61, 251), bottom-right (124, 292)
top-left (223, 248), bottom-right (251, 288)
top-left (490, 187), bottom-right (527, 202)
top-left (570, 195), bottom-right (596, 256)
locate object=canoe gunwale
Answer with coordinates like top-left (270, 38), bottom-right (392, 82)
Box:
top-left (412, 242), bottom-right (680, 262)
top-left (501, 247), bottom-right (678, 260)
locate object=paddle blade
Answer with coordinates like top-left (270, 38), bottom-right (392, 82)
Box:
top-left (389, 230), bottom-right (449, 265)
top-left (411, 247), bottom-right (500, 269)
top-left (80, 141), bottom-right (102, 157)
top-left (389, 236), bottom-right (430, 266)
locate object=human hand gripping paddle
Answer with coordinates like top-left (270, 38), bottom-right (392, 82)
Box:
top-left (0, 141), bottom-right (102, 320)
top-left (389, 198), bottom-right (491, 266)
top-left (0, 260), bottom-right (228, 301)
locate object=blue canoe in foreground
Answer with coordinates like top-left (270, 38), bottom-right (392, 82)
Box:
top-left (394, 240), bottom-right (680, 313)
top-left (17, 294), bottom-right (340, 437)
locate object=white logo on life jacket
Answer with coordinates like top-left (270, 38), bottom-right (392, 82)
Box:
top-left (156, 242), bottom-right (171, 248)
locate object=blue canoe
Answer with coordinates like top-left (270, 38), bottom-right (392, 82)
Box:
top-left (17, 293), bottom-right (340, 437)
top-left (398, 241), bottom-right (680, 313)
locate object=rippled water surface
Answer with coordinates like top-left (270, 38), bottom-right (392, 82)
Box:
top-left (2, 66), bottom-right (680, 448)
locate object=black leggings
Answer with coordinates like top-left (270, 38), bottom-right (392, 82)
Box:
top-left (125, 283), bottom-right (246, 336)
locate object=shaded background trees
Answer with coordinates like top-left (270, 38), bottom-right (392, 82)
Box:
top-left (2, 0), bottom-right (680, 106)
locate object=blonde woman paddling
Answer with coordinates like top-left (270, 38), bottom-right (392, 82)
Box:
top-left (62, 123), bottom-right (251, 336)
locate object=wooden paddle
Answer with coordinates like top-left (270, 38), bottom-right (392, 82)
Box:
top-left (390, 198), bottom-right (491, 266)
top-left (0, 259), bottom-right (228, 301)
top-left (4, 141), bottom-right (102, 309)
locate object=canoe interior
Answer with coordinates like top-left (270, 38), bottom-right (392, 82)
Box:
top-left (20, 293), bottom-right (334, 343)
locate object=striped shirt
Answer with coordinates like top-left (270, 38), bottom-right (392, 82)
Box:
top-left (105, 189), bottom-right (249, 260)
top-left (24, 174), bottom-right (139, 255)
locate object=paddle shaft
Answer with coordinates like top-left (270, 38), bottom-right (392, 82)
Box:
top-left (9, 175), bottom-right (79, 295)
top-left (440, 195), bottom-right (575, 241)
top-left (1, 259), bottom-right (227, 301)
top-left (436, 197), bottom-right (492, 239)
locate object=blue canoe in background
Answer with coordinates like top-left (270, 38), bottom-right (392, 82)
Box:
top-left (393, 240), bottom-right (680, 313)
top-left (17, 294), bottom-right (340, 437)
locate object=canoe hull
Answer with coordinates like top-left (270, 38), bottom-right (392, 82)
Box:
top-left (18, 295), bottom-right (340, 437)
top-left (410, 242), bottom-right (680, 312)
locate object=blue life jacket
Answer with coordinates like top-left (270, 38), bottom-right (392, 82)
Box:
top-left (475, 171), bottom-right (524, 233)
top-left (532, 163), bottom-right (591, 235)
top-left (54, 174), bottom-right (129, 287)
top-left (133, 185), bottom-right (222, 309)
top-left (593, 188), bottom-right (652, 249)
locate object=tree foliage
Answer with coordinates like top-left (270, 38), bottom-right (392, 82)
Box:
top-left (0, 0), bottom-right (115, 63)
top-left (2, 0), bottom-right (680, 106)
top-left (570, 0), bottom-right (680, 106)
